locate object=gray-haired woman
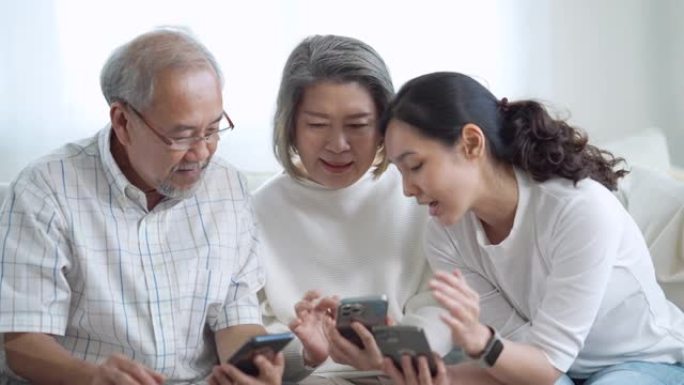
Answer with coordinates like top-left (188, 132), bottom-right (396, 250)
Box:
top-left (252, 35), bottom-right (452, 382)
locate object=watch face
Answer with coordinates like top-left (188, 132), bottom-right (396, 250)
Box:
top-left (484, 336), bottom-right (504, 367)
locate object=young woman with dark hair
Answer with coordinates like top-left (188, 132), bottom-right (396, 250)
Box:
top-left (380, 72), bottom-right (684, 385)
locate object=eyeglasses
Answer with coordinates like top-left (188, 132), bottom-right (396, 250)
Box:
top-left (127, 104), bottom-right (234, 151)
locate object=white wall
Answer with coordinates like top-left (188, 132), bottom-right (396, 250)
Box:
top-left (506, 1), bottom-right (670, 146)
top-left (1, 0), bottom-right (682, 183)
top-left (516, 0), bottom-right (683, 167)
top-left (657, 0), bottom-right (684, 166)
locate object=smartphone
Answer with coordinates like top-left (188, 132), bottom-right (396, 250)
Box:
top-left (227, 332), bottom-right (294, 376)
top-left (335, 294), bottom-right (388, 348)
top-left (372, 325), bottom-right (438, 376)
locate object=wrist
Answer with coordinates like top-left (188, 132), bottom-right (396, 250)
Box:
top-left (468, 325), bottom-right (504, 368)
top-left (467, 324), bottom-right (492, 357)
top-left (302, 348), bottom-right (323, 369)
top-left (66, 359), bottom-right (97, 385)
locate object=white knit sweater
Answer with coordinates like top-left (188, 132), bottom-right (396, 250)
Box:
top-left (253, 166), bottom-right (451, 380)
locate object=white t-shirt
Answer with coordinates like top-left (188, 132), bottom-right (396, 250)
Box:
top-left (253, 166), bottom-right (451, 379)
top-left (426, 168), bottom-right (684, 379)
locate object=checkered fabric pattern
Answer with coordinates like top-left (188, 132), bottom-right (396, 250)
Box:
top-left (0, 127), bottom-right (264, 383)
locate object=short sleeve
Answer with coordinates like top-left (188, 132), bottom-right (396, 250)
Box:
top-left (0, 170), bottom-right (72, 335)
top-left (212, 190), bottom-right (265, 331)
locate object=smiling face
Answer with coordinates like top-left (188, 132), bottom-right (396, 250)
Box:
top-left (385, 119), bottom-right (481, 226)
top-left (294, 81), bottom-right (381, 189)
top-left (115, 67), bottom-right (223, 199)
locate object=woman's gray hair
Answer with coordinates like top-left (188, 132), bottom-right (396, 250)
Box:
top-left (273, 35), bottom-right (394, 179)
top-left (100, 26), bottom-right (223, 110)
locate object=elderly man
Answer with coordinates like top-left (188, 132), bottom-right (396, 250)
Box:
top-left (0, 28), bottom-right (283, 385)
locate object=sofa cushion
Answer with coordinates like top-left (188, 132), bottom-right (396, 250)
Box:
top-left (601, 127), bottom-right (671, 174)
top-left (616, 166), bottom-right (684, 310)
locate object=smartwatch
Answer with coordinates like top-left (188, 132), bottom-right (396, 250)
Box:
top-left (470, 325), bottom-right (504, 367)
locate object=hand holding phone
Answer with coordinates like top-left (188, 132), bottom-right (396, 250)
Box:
top-left (335, 294), bottom-right (389, 348)
top-left (227, 332), bottom-right (294, 376)
top-left (372, 325), bottom-right (438, 376)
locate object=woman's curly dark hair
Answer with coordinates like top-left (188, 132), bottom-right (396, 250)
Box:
top-left (380, 72), bottom-right (627, 190)
top-left (502, 101), bottom-right (628, 189)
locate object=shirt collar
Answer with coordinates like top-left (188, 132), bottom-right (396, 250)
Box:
top-left (98, 125), bottom-right (152, 209)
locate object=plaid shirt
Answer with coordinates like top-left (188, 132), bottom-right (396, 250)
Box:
top-left (0, 127), bottom-right (264, 383)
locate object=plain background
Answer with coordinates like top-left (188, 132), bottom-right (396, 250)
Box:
top-left (1, 0), bottom-right (683, 182)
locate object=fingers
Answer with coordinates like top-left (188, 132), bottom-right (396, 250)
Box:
top-left (211, 364), bottom-right (237, 385)
top-left (382, 357), bottom-right (406, 385)
top-left (102, 369), bottom-right (138, 385)
top-left (430, 270), bottom-right (478, 303)
top-left (294, 290), bottom-right (321, 318)
top-left (323, 317), bottom-right (357, 365)
top-left (315, 296), bottom-right (339, 317)
top-left (324, 317), bottom-right (384, 370)
top-left (439, 312), bottom-right (474, 348)
top-left (432, 290), bottom-right (479, 323)
top-left (145, 367), bottom-right (165, 384)
top-left (430, 270), bottom-right (480, 325)
top-left (294, 299), bottom-right (315, 317)
top-left (211, 353), bottom-right (285, 385)
top-left (288, 317), bottom-right (303, 332)
top-left (350, 322), bottom-right (384, 368)
top-left (432, 353), bottom-right (448, 384)
top-left (214, 363), bottom-right (260, 385)
top-left (102, 355), bottom-right (163, 385)
top-left (294, 291), bottom-right (338, 322)
top-left (416, 356), bottom-right (433, 385)
top-left (273, 351), bottom-right (285, 367)
top-left (256, 353), bottom-right (285, 385)
top-left (303, 290), bottom-right (321, 302)
top-left (400, 354), bottom-right (419, 385)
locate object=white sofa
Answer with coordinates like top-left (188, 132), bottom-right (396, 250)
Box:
top-left (603, 128), bottom-right (684, 310)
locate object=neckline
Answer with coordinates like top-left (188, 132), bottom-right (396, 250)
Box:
top-left (472, 167), bottom-right (529, 248)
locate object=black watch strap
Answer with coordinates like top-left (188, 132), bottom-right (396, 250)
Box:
top-left (472, 325), bottom-right (504, 367)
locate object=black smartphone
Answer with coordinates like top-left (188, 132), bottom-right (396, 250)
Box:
top-left (372, 325), bottom-right (438, 376)
top-left (227, 332), bottom-right (294, 376)
top-left (335, 294), bottom-right (388, 348)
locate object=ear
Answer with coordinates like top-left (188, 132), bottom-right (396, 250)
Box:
top-left (460, 123), bottom-right (486, 159)
top-left (110, 102), bottom-right (132, 147)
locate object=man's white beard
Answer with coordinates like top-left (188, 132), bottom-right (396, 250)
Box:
top-left (157, 160), bottom-right (209, 199)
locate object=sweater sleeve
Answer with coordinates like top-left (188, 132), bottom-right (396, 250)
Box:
top-left (423, 219), bottom-right (530, 341)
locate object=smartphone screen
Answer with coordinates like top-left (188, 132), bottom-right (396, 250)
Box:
top-left (335, 294), bottom-right (388, 348)
top-left (227, 332), bottom-right (294, 376)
